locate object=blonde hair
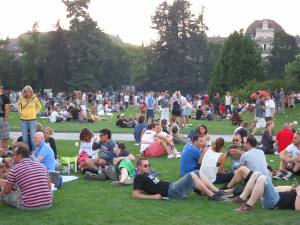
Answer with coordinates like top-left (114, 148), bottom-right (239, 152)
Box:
top-left (22, 85), bottom-right (33, 97)
top-left (44, 127), bottom-right (53, 135)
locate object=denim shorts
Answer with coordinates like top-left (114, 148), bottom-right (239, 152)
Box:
top-left (167, 171), bottom-right (198, 199)
top-left (261, 177), bottom-right (280, 209)
top-left (147, 109), bottom-right (154, 119)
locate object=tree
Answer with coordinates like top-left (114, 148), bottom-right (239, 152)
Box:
top-left (148, 0), bottom-right (210, 93)
top-left (63, 0), bottom-right (105, 90)
top-left (19, 22), bottom-right (43, 89)
top-left (209, 30), bottom-right (264, 96)
top-left (284, 55), bottom-right (300, 83)
top-left (42, 21), bottom-right (70, 91)
top-left (0, 38), bottom-right (20, 89)
top-left (268, 31), bottom-right (299, 79)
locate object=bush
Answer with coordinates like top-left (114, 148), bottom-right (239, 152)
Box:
top-left (234, 79), bottom-right (299, 101)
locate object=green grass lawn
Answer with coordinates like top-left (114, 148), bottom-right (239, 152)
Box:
top-left (0, 140), bottom-right (299, 225)
top-left (8, 105), bottom-right (300, 135)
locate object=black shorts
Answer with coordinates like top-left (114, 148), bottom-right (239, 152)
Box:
top-left (214, 172), bottom-right (235, 184)
top-left (244, 170), bottom-right (254, 184)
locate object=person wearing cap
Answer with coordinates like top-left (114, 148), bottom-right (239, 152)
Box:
top-left (0, 85), bottom-right (10, 156)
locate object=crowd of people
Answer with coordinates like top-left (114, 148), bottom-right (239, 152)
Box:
top-left (0, 85), bottom-right (299, 213)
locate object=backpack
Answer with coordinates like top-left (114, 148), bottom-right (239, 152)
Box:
top-left (49, 171), bottom-right (63, 188)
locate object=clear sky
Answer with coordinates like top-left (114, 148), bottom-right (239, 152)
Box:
top-left (0, 0), bottom-right (299, 45)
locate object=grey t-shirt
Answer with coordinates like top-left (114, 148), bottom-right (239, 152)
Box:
top-left (158, 96), bottom-right (170, 108)
top-left (240, 148), bottom-right (270, 178)
top-left (255, 101), bottom-right (265, 118)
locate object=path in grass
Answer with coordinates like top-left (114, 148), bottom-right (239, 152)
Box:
top-left (10, 131), bottom-right (261, 142)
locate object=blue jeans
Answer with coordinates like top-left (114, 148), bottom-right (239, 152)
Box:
top-left (21, 120), bottom-right (37, 150)
top-left (231, 159), bottom-right (240, 170)
top-left (261, 177), bottom-right (280, 209)
top-left (146, 109), bottom-right (154, 120)
top-left (167, 171), bottom-right (197, 199)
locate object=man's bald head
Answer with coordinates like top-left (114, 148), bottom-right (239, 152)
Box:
top-left (34, 131), bottom-right (45, 146)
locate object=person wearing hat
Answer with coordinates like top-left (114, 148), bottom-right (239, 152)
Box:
top-left (0, 85), bottom-right (10, 156)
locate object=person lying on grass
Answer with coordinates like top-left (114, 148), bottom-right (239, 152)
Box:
top-left (132, 157), bottom-right (230, 201)
top-left (111, 143), bottom-right (135, 186)
top-left (231, 171), bottom-right (300, 212)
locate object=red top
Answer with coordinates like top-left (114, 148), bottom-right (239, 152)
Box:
top-left (276, 128), bottom-right (294, 152)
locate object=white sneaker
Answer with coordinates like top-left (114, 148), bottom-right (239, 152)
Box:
top-left (167, 154), bottom-right (175, 159)
top-left (283, 171), bottom-right (293, 180)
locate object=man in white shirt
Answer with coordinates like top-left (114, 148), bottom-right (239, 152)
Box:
top-left (265, 94), bottom-right (275, 122)
top-left (274, 132), bottom-right (300, 180)
top-left (225, 92), bottom-right (232, 115)
top-left (124, 94), bottom-right (130, 109)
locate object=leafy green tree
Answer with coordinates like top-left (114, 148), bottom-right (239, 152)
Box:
top-left (209, 30), bottom-right (264, 96)
top-left (149, 0), bottom-right (210, 93)
top-left (0, 38), bottom-right (20, 89)
top-left (63, 0), bottom-right (105, 90)
top-left (42, 21), bottom-right (70, 92)
top-left (19, 22), bottom-right (43, 89)
top-left (284, 55), bottom-right (300, 83)
top-left (268, 31), bottom-right (299, 79)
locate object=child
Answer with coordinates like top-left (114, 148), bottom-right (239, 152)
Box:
top-left (111, 143), bottom-right (136, 186)
top-left (77, 128), bottom-right (97, 169)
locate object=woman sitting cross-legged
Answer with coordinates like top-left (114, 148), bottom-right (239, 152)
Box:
top-left (77, 128), bottom-right (97, 169)
top-left (111, 143), bottom-right (136, 186)
top-left (199, 137), bottom-right (234, 184)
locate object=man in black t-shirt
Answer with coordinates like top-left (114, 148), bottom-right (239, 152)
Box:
top-left (132, 157), bottom-right (228, 201)
top-left (0, 86), bottom-right (10, 156)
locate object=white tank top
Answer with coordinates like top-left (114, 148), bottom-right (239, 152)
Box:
top-left (200, 149), bottom-right (222, 183)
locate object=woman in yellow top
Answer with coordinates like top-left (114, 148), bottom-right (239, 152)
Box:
top-left (17, 85), bottom-right (42, 150)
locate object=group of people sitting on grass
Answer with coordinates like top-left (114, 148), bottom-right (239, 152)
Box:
top-left (1, 118), bottom-right (300, 212)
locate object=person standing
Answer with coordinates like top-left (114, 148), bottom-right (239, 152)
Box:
top-left (0, 86), bottom-right (10, 156)
top-left (17, 86), bottom-right (42, 150)
top-left (146, 92), bottom-right (155, 124)
top-left (252, 95), bottom-right (266, 135)
top-left (158, 92), bottom-right (170, 125)
top-left (124, 93), bottom-right (129, 109)
top-left (265, 94), bottom-right (275, 122)
top-left (225, 92), bottom-right (232, 115)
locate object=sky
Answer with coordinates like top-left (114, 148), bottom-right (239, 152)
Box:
top-left (0, 0), bottom-right (299, 45)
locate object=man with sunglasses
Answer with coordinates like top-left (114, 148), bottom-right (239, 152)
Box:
top-left (226, 134), bottom-right (244, 170)
top-left (132, 157), bottom-right (228, 201)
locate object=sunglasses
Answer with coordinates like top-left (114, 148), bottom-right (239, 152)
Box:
top-left (143, 164), bottom-right (151, 168)
top-left (233, 139), bottom-right (239, 142)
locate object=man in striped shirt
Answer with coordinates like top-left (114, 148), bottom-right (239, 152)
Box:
top-left (0, 143), bottom-right (52, 210)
